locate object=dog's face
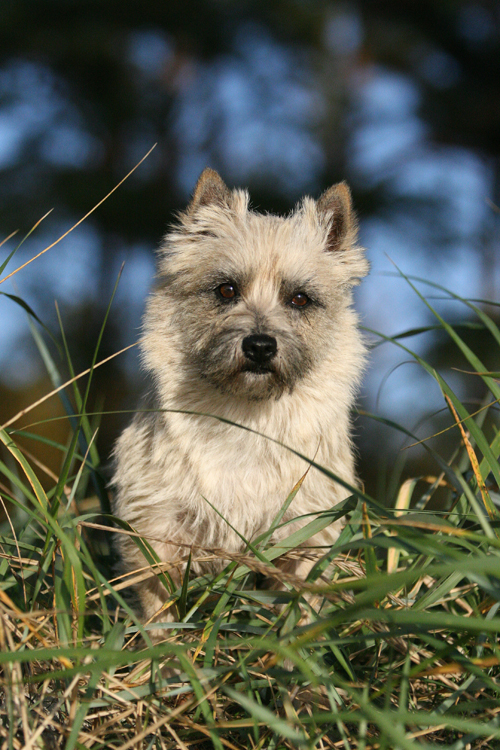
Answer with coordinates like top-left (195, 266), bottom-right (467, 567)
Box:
top-left (149, 169), bottom-right (368, 401)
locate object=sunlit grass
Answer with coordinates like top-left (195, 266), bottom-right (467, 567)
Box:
top-left (1, 223), bottom-right (500, 748)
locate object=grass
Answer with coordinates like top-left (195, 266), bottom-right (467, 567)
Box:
top-left (1, 215), bottom-right (500, 749)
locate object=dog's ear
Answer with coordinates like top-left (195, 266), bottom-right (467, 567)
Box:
top-left (188, 168), bottom-right (231, 212)
top-left (317, 181), bottom-right (356, 251)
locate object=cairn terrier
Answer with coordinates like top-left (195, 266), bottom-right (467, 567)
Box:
top-left (112, 168), bottom-right (368, 628)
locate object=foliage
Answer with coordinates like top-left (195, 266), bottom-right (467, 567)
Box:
top-left (1, 0), bottom-right (499, 244)
top-left (1, 224), bottom-right (500, 749)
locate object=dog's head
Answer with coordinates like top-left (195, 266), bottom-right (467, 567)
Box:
top-left (146, 168), bottom-right (368, 401)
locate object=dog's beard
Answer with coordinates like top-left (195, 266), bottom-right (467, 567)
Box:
top-left (187, 329), bottom-right (313, 401)
top-left (196, 354), bottom-right (288, 401)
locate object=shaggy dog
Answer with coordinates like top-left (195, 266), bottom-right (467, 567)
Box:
top-left (112, 168), bottom-right (368, 628)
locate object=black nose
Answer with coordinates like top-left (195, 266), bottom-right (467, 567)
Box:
top-left (242, 334), bottom-right (277, 365)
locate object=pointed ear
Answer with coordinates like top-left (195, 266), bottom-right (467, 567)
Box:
top-left (188, 168), bottom-right (231, 212)
top-left (317, 181), bottom-right (356, 250)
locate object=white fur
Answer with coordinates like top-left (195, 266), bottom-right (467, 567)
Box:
top-left (112, 170), bottom-right (368, 625)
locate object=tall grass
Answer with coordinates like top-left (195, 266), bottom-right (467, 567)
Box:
top-left (1, 224), bottom-right (500, 748)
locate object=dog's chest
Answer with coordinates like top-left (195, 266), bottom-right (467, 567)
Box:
top-left (192, 431), bottom-right (297, 502)
top-left (171, 416), bottom-right (313, 536)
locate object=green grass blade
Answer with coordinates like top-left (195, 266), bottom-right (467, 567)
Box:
top-left (0, 210), bottom-right (52, 278)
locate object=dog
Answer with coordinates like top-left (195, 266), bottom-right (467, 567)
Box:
top-left (112, 168), bottom-right (368, 629)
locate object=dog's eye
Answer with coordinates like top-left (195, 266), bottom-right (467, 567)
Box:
top-left (216, 283), bottom-right (238, 301)
top-left (290, 293), bottom-right (310, 308)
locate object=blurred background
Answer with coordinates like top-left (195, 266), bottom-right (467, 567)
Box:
top-left (0, 0), bottom-right (499, 500)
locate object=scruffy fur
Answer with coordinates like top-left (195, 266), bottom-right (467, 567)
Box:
top-left (112, 168), bottom-right (369, 628)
